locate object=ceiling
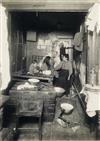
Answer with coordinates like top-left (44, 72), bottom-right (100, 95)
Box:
top-left (2, 0), bottom-right (95, 12)
top-left (11, 12), bottom-right (87, 32)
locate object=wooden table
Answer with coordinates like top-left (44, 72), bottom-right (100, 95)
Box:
top-left (12, 72), bottom-right (53, 83)
top-left (8, 81), bottom-right (57, 121)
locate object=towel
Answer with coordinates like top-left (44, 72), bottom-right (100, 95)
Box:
top-left (80, 85), bottom-right (100, 117)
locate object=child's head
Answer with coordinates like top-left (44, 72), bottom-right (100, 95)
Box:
top-left (62, 54), bottom-right (69, 61)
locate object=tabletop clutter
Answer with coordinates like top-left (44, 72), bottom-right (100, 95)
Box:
top-left (17, 79), bottom-right (40, 90)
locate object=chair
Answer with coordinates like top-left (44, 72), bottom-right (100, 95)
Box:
top-left (15, 92), bottom-right (43, 140)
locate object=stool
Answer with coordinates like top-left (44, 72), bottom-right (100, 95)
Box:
top-left (15, 93), bottom-right (43, 141)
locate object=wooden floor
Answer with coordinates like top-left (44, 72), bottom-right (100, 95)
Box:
top-left (16, 95), bottom-right (96, 141)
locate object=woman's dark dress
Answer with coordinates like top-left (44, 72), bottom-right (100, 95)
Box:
top-left (54, 69), bottom-right (70, 95)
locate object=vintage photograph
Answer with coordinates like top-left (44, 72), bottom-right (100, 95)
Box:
top-left (0, 0), bottom-right (100, 140)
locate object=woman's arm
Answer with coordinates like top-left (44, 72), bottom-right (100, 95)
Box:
top-left (54, 62), bottom-right (62, 70)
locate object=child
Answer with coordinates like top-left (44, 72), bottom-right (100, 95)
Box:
top-left (29, 60), bottom-right (39, 74)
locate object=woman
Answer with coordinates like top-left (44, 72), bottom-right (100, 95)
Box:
top-left (41, 56), bottom-right (52, 71)
top-left (54, 54), bottom-right (72, 95)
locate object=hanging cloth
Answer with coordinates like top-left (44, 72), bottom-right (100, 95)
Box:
top-left (85, 3), bottom-right (100, 34)
top-left (0, 4), bottom-right (11, 90)
top-left (73, 32), bottom-right (83, 51)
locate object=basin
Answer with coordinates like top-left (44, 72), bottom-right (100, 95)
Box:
top-left (60, 103), bottom-right (74, 114)
top-left (54, 87), bottom-right (65, 97)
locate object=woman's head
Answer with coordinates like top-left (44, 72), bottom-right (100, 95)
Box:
top-left (43, 56), bottom-right (51, 69)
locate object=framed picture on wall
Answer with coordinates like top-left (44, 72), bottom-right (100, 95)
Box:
top-left (26, 31), bottom-right (37, 41)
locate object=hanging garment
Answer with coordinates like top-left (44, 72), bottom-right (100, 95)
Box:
top-left (73, 32), bottom-right (83, 51)
top-left (85, 3), bottom-right (100, 34)
top-left (0, 4), bottom-right (11, 90)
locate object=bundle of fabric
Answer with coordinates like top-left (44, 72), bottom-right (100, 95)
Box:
top-left (85, 3), bottom-right (100, 34)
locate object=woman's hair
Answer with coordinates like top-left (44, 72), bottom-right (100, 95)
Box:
top-left (43, 56), bottom-right (51, 69)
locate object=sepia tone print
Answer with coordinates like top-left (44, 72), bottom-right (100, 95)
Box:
top-left (0, 0), bottom-right (100, 141)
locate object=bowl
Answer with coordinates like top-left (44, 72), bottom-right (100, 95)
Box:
top-left (54, 87), bottom-right (65, 94)
top-left (28, 78), bottom-right (40, 85)
top-left (60, 103), bottom-right (74, 114)
top-left (54, 87), bottom-right (65, 97)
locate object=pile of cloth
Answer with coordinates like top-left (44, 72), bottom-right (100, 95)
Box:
top-left (85, 3), bottom-right (100, 34)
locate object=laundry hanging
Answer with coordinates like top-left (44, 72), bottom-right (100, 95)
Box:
top-left (85, 3), bottom-right (100, 34)
top-left (73, 32), bottom-right (83, 51)
top-left (0, 4), bottom-right (11, 90)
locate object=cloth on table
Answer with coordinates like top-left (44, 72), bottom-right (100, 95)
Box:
top-left (80, 84), bottom-right (100, 117)
top-left (17, 82), bottom-right (36, 90)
